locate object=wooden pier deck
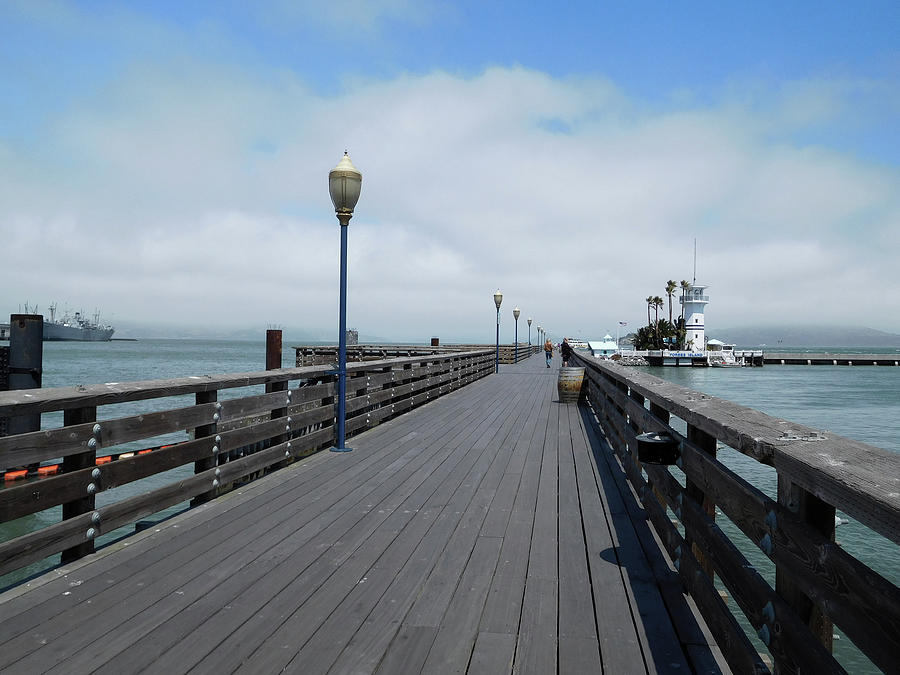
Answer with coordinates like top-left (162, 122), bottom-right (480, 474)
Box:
top-left (0, 354), bottom-right (724, 674)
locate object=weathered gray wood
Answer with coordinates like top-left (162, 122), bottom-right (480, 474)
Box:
top-left (575, 353), bottom-right (900, 547)
top-left (141, 371), bottom-right (511, 675)
top-left (229, 386), bottom-right (519, 674)
top-left (581, 410), bottom-right (694, 673)
top-left (0, 412), bottom-right (326, 522)
top-left (570, 404), bottom-right (649, 670)
top-left (513, 577), bottom-right (558, 673)
top-left (0, 351), bottom-right (493, 574)
top-left (0, 402), bottom-right (216, 467)
top-left (5, 392), bottom-right (483, 672)
top-left (419, 536), bottom-right (503, 672)
top-left (467, 631), bottom-right (516, 674)
top-left (676, 433), bottom-right (900, 673)
top-left (776, 476), bottom-right (835, 657)
top-left (0, 354), bottom-right (726, 675)
top-left (478, 380), bottom-right (549, 636)
top-left (557, 404), bottom-right (600, 652)
top-left (60, 406), bottom-right (96, 564)
top-left (576, 351), bottom-right (900, 673)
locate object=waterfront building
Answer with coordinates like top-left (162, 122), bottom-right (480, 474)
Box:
top-left (680, 284), bottom-right (709, 351)
top-left (588, 334), bottom-right (619, 358)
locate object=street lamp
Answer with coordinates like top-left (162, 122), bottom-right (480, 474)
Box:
top-left (328, 151), bottom-right (362, 452)
top-left (513, 307), bottom-right (520, 363)
top-left (527, 317), bottom-right (532, 347)
top-left (493, 289), bottom-right (503, 373)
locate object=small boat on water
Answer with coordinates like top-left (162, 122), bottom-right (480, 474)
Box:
top-left (707, 339), bottom-right (741, 367)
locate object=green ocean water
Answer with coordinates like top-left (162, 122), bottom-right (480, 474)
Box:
top-left (2, 339), bottom-right (897, 672)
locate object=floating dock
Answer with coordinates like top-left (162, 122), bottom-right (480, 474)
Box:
top-left (763, 352), bottom-right (900, 366)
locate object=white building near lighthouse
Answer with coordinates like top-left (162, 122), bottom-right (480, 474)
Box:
top-left (680, 284), bottom-right (709, 351)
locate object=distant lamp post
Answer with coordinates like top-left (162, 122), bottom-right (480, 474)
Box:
top-left (493, 289), bottom-right (503, 373)
top-left (527, 317), bottom-right (532, 346)
top-left (328, 151), bottom-right (362, 452)
top-left (513, 307), bottom-right (520, 362)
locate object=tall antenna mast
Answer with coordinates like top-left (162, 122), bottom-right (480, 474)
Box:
top-left (693, 238), bottom-right (697, 286)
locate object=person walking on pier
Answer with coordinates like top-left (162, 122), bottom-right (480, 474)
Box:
top-left (544, 338), bottom-right (553, 367)
top-left (561, 338), bottom-right (573, 367)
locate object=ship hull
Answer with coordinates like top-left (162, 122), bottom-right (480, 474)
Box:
top-left (43, 322), bottom-right (114, 341)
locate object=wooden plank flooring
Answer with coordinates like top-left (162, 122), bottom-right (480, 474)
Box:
top-left (0, 354), bottom-right (726, 674)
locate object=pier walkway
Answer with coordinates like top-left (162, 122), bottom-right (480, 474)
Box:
top-left (0, 354), bottom-right (723, 674)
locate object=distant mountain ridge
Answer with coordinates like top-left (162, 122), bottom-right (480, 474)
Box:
top-left (715, 325), bottom-right (900, 348)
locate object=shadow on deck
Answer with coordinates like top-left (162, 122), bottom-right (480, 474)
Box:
top-left (0, 354), bottom-right (726, 674)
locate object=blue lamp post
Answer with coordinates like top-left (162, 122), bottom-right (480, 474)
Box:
top-left (329, 152), bottom-right (362, 452)
top-left (493, 289), bottom-right (503, 373)
top-left (513, 307), bottom-right (520, 362)
top-left (527, 317), bottom-right (532, 346)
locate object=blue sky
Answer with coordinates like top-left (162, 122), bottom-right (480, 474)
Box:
top-left (2, 1), bottom-right (899, 340)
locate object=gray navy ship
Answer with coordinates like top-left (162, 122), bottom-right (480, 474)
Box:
top-left (41, 303), bottom-right (115, 341)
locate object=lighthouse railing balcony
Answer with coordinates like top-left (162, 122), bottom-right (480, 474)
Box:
top-left (679, 294), bottom-right (709, 303)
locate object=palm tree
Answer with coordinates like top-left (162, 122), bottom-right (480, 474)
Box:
top-left (652, 296), bottom-right (663, 324)
top-left (646, 295), bottom-right (654, 327)
top-left (679, 280), bottom-right (691, 321)
top-left (633, 325), bottom-right (655, 350)
top-left (652, 296), bottom-right (664, 347)
top-left (657, 319), bottom-right (676, 346)
top-left (665, 280), bottom-right (677, 324)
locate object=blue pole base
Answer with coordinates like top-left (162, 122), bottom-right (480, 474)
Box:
top-left (330, 446), bottom-right (354, 453)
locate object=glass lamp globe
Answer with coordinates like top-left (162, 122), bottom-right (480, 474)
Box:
top-left (329, 152), bottom-right (362, 217)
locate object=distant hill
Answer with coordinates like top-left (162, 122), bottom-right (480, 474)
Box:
top-left (715, 325), bottom-right (900, 348)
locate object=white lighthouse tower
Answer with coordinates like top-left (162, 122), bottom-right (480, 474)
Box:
top-left (680, 284), bottom-right (709, 352)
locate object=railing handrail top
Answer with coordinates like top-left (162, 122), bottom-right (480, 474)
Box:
top-left (344, 349), bottom-right (492, 372)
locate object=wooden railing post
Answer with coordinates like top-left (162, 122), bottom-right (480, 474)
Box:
top-left (0, 344), bottom-right (8, 436)
top-left (685, 424), bottom-right (717, 579)
top-left (776, 476), bottom-right (835, 656)
top-left (61, 405), bottom-right (97, 564)
top-left (266, 329), bottom-right (290, 468)
top-left (628, 388), bottom-right (644, 443)
top-left (6, 315), bottom-right (43, 440)
top-left (191, 391), bottom-right (218, 506)
top-left (649, 401), bottom-right (670, 509)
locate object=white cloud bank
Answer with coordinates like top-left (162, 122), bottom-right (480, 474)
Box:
top-left (2, 61), bottom-right (898, 342)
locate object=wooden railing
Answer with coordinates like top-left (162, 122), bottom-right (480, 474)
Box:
top-left (296, 343), bottom-right (538, 367)
top-left (573, 352), bottom-right (900, 674)
top-left (0, 350), bottom-right (493, 579)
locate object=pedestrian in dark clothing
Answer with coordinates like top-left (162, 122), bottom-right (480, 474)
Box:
top-left (561, 338), bottom-right (573, 367)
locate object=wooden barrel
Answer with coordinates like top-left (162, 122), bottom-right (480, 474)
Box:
top-left (557, 367), bottom-right (584, 403)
